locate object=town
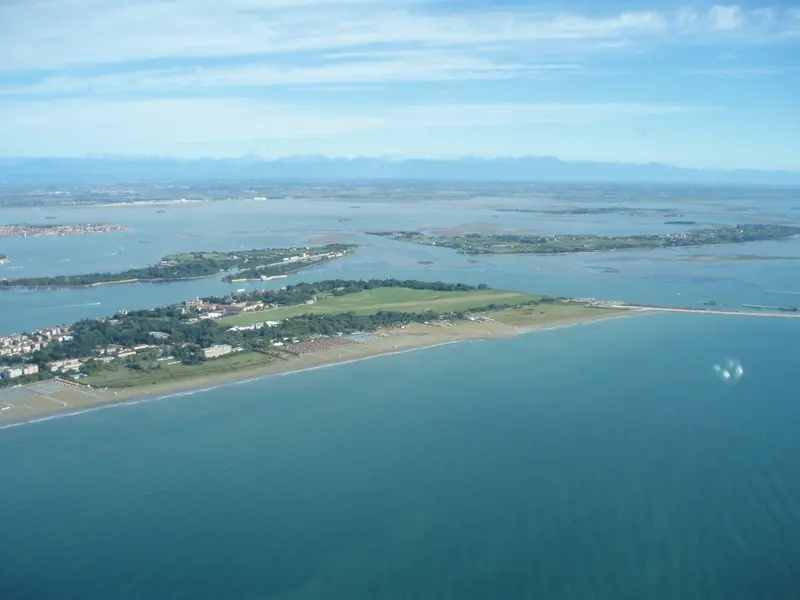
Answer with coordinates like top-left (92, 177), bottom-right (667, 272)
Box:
top-left (0, 223), bottom-right (131, 238)
top-left (0, 296), bottom-right (280, 382)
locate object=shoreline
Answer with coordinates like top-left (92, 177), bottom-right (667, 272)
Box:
top-left (0, 310), bottom-right (643, 429)
top-left (0, 273), bottom-right (221, 290)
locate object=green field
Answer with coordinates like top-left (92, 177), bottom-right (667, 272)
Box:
top-left (222, 287), bottom-right (543, 326)
top-left (491, 303), bottom-right (617, 327)
top-left (84, 351), bottom-right (278, 389)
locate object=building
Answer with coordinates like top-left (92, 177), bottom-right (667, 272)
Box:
top-left (22, 364), bottom-right (39, 376)
top-left (0, 366), bottom-right (23, 379)
top-left (203, 344), bottom-right (233, 359)
top-left (47, 358), bottom-right (83, 373)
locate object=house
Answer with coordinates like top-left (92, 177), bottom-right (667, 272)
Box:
top-left (46, 358), bottom-right (83, 373)
top-left (0, 366), bottom-right (23, 379)
top-left (98, 344), bottom-right (124, 356)
top-left (149, 331), bottom-right (170, 340)
top-left (22, 364), bottom-right (39, 376)
top-left (203, 344), bottom-right (233, 359)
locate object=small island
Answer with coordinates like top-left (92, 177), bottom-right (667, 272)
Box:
top-left (367, 224), bottom-right (800, 255)
top-left (0, 223), bottom-right (131, 238)
top-left (0, 244), bottom-right (355, 289)
top-left (0, 279), bottom-right (625, 422)
top-left (3, 279), bottom-right (799, 423)
top-left (496, 207), bottom-right (685, 218)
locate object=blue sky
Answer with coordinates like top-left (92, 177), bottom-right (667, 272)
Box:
top-left (1, 0), bottom-right (798, 169)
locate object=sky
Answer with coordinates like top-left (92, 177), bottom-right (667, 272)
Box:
top-left (1, 0), bottom-right (798, 170)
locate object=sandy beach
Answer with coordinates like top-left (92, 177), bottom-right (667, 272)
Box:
top-left (0, 309), bottom-right (639, 427)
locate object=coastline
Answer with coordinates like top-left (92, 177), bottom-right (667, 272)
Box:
top-left (0, 309), bottom-right (643, 428)
top-left (0, 273), bottom-right (221, 290)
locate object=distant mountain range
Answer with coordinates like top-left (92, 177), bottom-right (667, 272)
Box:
top-left (0, 156), bottom-right (798, 186)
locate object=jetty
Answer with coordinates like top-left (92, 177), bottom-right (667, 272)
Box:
top-left (620, 304), bottom-right (800, 319)
top-left (742, 304), bottom-right (798, 312)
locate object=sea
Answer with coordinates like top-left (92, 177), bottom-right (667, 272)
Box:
top-left (1, 187), bottom-right (799, 599)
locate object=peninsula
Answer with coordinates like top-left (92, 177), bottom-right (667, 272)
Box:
top-left (0, 279), bottom-right (625, 422)
top-left (0, 244), bottom-right (355, 288)
top-left (0, 223), bottom-right (131, 238)
top-left (367, 224), bottom-right (800, 255)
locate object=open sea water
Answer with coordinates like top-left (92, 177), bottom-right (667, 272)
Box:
top-left (2, 314), bottom-right (800, 599)
top-left (1, 192), bottom-right (800, 598)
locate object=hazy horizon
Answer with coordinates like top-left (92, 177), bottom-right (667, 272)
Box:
top-left (2, 154), bottom-right (799, 186)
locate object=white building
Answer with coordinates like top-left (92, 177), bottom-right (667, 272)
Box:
top-left (0, 366), bottom-right (23, 379)
top-left (203, 344), bottom-right (233, 359)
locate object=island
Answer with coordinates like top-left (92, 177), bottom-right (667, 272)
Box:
top-left (0, 223), bottom-right (131, 238)
top-left (367, 224), bottom-right (800, 255)
top-left (496, 207), bottom-right (685, 218)
top-left (0, 279), bottom-right (628, 422)
top-left (0, 244), bottom-right (355, 288)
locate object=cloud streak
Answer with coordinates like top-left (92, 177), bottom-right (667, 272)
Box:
top-left (0, 52), bottom-right (578, 97)
top-left (1, 1), bottom-right (798, 73)
top-left (0, 98), bottom-right (707, 153)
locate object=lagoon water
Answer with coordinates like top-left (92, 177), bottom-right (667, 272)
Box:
top-left (1, 190), bottom-right (800, 598)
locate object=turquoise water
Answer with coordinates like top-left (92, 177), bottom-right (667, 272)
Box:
top-left (2, 191), bottom-right (800, 598)
top-left (2, 314), bottom-right (800, 599)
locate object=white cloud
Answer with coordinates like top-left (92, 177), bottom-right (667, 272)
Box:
top-left (0, 51), bottom-right (578, 96)
top-left (709, 5), bottom-right (745, 30)
top-left (1, 1), bottom-right (797, 72)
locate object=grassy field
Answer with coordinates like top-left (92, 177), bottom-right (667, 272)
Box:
top-left (221, 287), bottom-right (543, 326)
top-left (84, 351), bottom-right (278, 389)
top-left (491, 303), bottom-right (619, 327)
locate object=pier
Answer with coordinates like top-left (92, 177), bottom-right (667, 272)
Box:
top-left (619, 304), bottom-right (800, 319)
top-left (742, 304), bottom-right (798, 312)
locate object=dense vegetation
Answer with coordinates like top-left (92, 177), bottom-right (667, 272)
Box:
top-left (368, 224), bottom-right (800, 255)
top-left (0, 244), bottom-right (355, 287)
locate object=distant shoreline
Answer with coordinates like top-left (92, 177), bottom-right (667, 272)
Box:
top-left (0, 310), bottom-right (638, 428)
top-left (0, 273), bottom-right (219, 290)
